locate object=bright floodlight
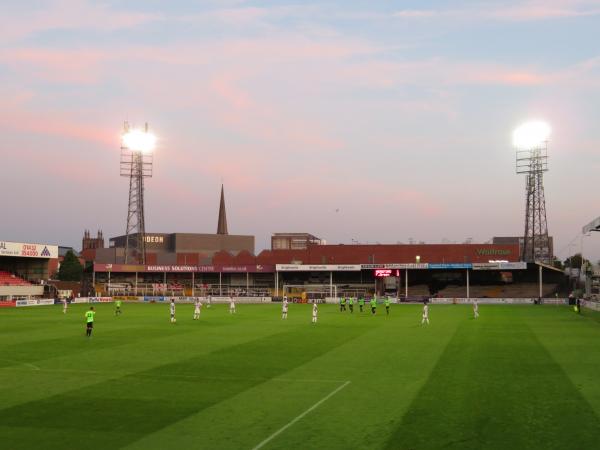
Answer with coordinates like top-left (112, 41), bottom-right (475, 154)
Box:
top-left (513, 120), bottom-right (551, 149)
top-left (122, 128), bottom-right (156, 153)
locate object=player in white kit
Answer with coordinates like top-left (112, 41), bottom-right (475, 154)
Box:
top-left (282, 297), bottom-right (289, 319)
top-left (193, 298), bottom-right (202, 320)
top-left (170, 299), bottom-right (176, 323)
top-left (421, 301), bottom-right (430, 325)
top-left (473, 299), bottom-right (479, 319)
top-left (229, 297), bottom-right (236, 314)
top-left (312, 301), bottom-right (318, 323)
top-left (62, 298), bottom-right (68, 314)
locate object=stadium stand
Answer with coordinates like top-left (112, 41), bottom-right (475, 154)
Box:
top-left (407, 284), bottom-right (431, 296)
top-left (437, 283), bottom-right (559, 298)
top-left (0, 271), bottom-right (31, 286)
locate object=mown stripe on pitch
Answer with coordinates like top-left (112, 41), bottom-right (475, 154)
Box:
top-left (0, 326), bottom-right (185, 369)
top-left (383, 313), bottom-right (600, 450)
top-left (0, 323), bottom-right (370, 450)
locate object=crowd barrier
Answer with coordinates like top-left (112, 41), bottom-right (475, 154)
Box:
top-left (323, 297), bottom-right (394, 304)
top-left (74, 296), bottom-right (273, 304)
top-left (142, 296), bottom-right (272, 304)
top-left (3, 296), bottom-right (574, 308)
top-left (540, 298), bottom-right (568, 305)
top-left (323, 297), bottom-right (569, 305)
top-left (202, 296), bottom-right (271, 304)
top-left (15, 299), bottom-right (55, 307)
top-left (581, 300), bottom-right (600, 311)
top-left (72, 297), bottom-right (112, 304)
top-left (430, 298), bottom-right (568, 304)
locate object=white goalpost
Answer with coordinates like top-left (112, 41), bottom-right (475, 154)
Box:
top-left (282, 284), bottom-right (338, 300)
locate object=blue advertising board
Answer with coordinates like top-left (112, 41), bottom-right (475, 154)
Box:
top-left (428, 263), bottom-right (472, 269)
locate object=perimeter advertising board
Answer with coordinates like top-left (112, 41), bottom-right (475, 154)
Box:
top-left (428, 263), bottom-right (472, 269)
top-left (430, 298), bottom-right (538, 304)
top-left (362, 263), bottom-right (428, 270)
top-left (72, 297), bottom-right (113, 303)
top-left (276, 264), bottom-right (361, 271)
top-left (15, 299), bottom-right (55, 307)
top-left (472, 262), bottom-right (527, 270)
top-left (0, 241), bottom-right (58, 259)
top-left (94, 264), bottom-right (274, 273)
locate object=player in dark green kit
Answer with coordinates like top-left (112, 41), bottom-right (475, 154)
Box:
top-left (370, 297), bottom-right (377, 315)
top-left (358, 297), bottom-right (365, 312)
top-left (85, 307), bottom-right (95, 337)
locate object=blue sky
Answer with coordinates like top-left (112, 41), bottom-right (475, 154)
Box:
top-left (1, 0), bottom-right (600, 261)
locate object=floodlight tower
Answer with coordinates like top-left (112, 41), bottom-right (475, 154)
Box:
top-left (120, 122), bottom-right (155, 264)
top-left (514, 121), bottom-right (551, 264)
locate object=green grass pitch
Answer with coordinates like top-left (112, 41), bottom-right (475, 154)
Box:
top-left (2, 302), bottom-right (600, 449)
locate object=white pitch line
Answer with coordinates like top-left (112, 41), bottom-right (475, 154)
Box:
top-left (0, 359), bottom-right (40, 371)
top-left (0, 366), bottom-right (345, 384)
top-left (0, 366), bottom-right (348, 385)
top-left (251, 380), bottom-right (351, 450)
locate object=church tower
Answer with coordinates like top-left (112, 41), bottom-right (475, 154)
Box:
top-left (217, 184), bottom-right (228, 235)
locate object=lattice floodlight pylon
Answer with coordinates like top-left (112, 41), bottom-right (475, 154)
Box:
top-left (516, 143), bottom-right (550, 264)
top-left (120, 122), bottom-right (154, 264)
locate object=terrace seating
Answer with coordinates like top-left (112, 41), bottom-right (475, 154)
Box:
top-left (0, 271), bottom-right (31, 286)
top-left (437, 283), bottom-right (559, 298)
top-left (407, 284), bottom-right (431, 296)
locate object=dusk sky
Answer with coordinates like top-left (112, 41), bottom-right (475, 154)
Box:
top-left (2, 0), bottom-right (600, 261)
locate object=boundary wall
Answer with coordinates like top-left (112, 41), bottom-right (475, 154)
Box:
top-left (323, 297), bottom-right (568, 305)
top-left (431, 298), bottom-right (568, 305)
top-left (4, 297), bottom-right (574, 307)
top-left (74, 296), bottom-right (272, 304)
top-left (581, 300), bottom-right (600, 311)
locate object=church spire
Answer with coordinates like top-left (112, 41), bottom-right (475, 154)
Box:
top-left (217, 184), bottom-right (228, 235)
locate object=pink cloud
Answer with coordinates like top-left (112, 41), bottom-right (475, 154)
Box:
top-left (206, 7), bottom-right (271, 25)
top-left (0, 48), bottom-right (107, 84)
top-left (210, 75), bottom-right (252, 110)
top-left (0, 30), bottom-right (593, 168)
top-left (0, 0), bottom-right (160, 42)
top-left (390, 1), bottom-right (600, 22)
top-left (488, 1), bottom-right (600, 21)
top-left (0, 105), bottom-right (114, 147)
top-left (460, 66), bottom-right (549, 86)
top-left (0, 43), bottom-right (393, 92)
top-left (392, 10), bottom-right (441, 19)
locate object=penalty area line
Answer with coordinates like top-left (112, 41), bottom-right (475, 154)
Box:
top-left (251, 380), bottom-right (351, 450)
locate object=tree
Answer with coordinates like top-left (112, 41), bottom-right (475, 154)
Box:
top-left (564, 253), bottom-right (590, 269)
top-left (58, 250), bottom-right (83, 281)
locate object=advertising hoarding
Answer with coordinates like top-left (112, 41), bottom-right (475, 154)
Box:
top-left (0, 241), bottom-right (58, 259)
